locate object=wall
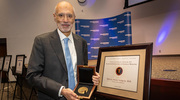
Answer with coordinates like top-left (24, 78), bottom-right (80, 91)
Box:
top-left (0, 0), bottom-right (180, 81)
top-left (152, 56), bottom-right (180, 80)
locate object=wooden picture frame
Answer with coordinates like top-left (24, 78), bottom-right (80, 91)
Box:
top-left (0, 56), bottom-right (4, 71)
top-left (96, 43), bottom-right (153, 100)
top-left (74, 65), bottom-right (96, 99)
top-left (2, 55), bottom-right (12, 72)
top-left (14, 55), bottom-right (25, 75)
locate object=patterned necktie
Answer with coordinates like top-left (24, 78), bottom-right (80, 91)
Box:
top-left (64, 38), bottom-right (75, 90)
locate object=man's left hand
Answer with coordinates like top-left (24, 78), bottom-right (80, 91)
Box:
top-left (92, 72), bottom-right (100, 86)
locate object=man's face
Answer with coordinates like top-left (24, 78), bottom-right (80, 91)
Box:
top-left (54, 4), bottom-right (75, 34)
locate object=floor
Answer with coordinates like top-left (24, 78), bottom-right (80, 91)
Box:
top-left (0, 82), bottom-right (37, 100)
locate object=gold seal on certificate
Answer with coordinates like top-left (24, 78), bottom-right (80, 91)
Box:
top-left (116, 67), bottom-right (123, 76)
top-left (78, 87), bottom-right (88, 94)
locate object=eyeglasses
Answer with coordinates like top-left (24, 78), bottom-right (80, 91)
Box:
top-left (55, 13), bottom-right (74, 20)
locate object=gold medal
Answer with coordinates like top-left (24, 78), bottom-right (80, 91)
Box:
top-left (78, 87), bottom-right (88, 94)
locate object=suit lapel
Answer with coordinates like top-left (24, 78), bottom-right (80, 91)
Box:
top-left (49, 30), bottom-right (67, 73)
top-left (73, 33), bottom-right (82, 65)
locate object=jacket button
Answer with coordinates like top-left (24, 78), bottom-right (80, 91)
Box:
top-left (66, 79), bottom-right (68, 81)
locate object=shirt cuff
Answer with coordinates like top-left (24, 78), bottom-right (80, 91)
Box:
top-left (58, 86), bottom-right (65, 97)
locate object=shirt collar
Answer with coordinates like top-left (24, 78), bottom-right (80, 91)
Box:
top-left (57, 29), bottom-right (73, 42)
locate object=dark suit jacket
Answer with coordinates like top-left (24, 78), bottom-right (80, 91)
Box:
top-left (26, 30), bottom-right (88, 100)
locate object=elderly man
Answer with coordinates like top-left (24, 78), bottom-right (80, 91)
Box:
top-left (26, 1), bottom-right (100, 100)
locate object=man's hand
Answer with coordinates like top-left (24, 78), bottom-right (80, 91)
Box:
top-left (61, 88), bottom-right (79, 100)
top-left (92, 72), bottom-right (100, 86)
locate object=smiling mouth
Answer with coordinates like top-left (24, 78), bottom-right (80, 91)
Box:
top-left (62, 24), bottom-right (70, 27)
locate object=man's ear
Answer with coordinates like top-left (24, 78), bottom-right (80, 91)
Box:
top-left (53, 14), bottom-right (57, 22)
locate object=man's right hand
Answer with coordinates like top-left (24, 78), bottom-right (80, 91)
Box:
top-left (61, 88), bottom-right (79, 100)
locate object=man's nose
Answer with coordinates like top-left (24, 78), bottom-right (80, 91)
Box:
top-left (63, 16), bottom-right (68, 22)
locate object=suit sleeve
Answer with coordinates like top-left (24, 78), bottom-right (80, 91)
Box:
top-left (26, 36), bottom-right (62, 99)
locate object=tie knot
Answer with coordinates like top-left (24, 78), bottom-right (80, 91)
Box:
top-left (64, 38), bottom-right (69, 44)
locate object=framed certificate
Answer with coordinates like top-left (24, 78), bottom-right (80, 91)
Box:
top-left (15, 55), bottom-right (26, 75)
top-left (74, 65), bottom-right (96, 99)
top-left (2, 55), bottom-right (12, 72)
top-left (96, 43), bottom-right (153, 100)
top-left (0, 56), bottom-right (4, 71)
